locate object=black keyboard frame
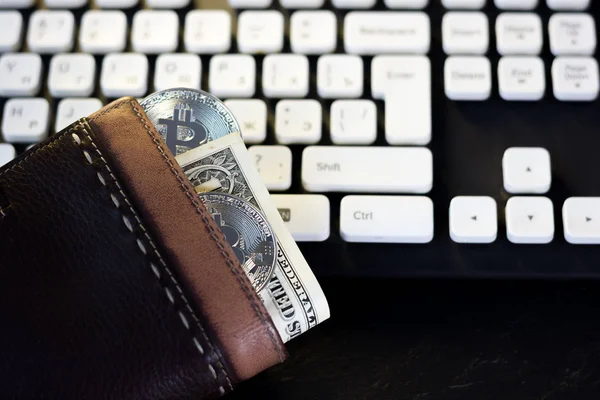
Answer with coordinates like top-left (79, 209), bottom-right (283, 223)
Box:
top-left (2, 0), bottom-right (600, 279)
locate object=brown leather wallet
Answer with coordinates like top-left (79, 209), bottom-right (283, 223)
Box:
top-left (0, 97), bottom-right (287, 399)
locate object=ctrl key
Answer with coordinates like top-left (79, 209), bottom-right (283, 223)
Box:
top-left (340, 195), bottom-right (434, 243)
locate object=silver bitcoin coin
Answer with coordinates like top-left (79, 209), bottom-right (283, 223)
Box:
top-left (198, 192), bottom-right (277, 293)
top-left (139, 88), bottom-right (241, 156)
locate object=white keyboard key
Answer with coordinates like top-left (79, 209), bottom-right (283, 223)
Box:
top-left (27, 11), bottom-right (74, 54)
top-left (271, 195), bottom-right (330, 242)
top-left (547, 0), bottom-right (589, 11)
top-left (263, 54), bottom-right (309, 98)
top-left (563, 198), bottom-right (600, 244)
top-left (317, 55), bottom-right (363, 98)
top-left (95, 0), bottom-right (138, 7)
top-left (344, 12), bottom-right (430, 55)
top-left (0, 53), bottom-right (42, 96)
top-left (506, 197), bottom-right (554, 244)
top-left (330, 100), bottom-right (377, 145)
top-left (450, 196), bottom-right (497, 244)
top-left (275, 100), bottom-right (322, 144)
top-left (503, 147), bottom-right (551, 194)
top-left (55, 98), bottom-right (102, 132)
top-left (249, 145), bottom-right (292, 191)
top-left (228, 0), bottom-right (272, 7)
top-left (100, 53), bottom-right (148, 98)
top-left (552, 57), bottom-right (599, 102)
top-left (442, 12), bottom-right (489, 55)
top-left (494, 0), bottom-right (538, 9)
top-left (0, 144), bottom-right (15, 168)
top-left (302, 147), bottom-right (433, 193)
top-left (496, 13), bottom-right (543, 55)
top-left (224, 99), bottom-right (267, 144)
top-left (132, 10), bottom-right (178, 54)
top-left (0, 0), bottom-right (34, 8)
top-left (444, 56), bottom-right (492, 101)
top-left (2, 98), bottom-right (49, 143)
top-left (154, 54), bottom-right (201, 92)
top-left (146, 0), bottom-right (189, 7)
top-left (45, 0), bottom-right (88, 7)
top-left (79, 11), bottom-right (127, 54)
top-left (209, 55), bottom-right (256, 98)
top-left (385, 80), bottom-right (431, 146)
top-left (184, 10), bottom-right (231, 54)
top-left (498, 56), bottom-right (546, 101)
top-left (385, 0), bottom-right (428, 8)
top-left (340, 196), bottom-right (434, 243)
top-left (549, 14), bottom-right (596, 56)
top-left (333, 0), bottom-right (376, 8)
top-left (48, 54), bottom-right (96, 98)
top-left (371, 55), bottom-right (430, 99)
top-left (237, 11), bottom-right (284, 54)
top-left (0, 12), bottom-right (23, 52)
top-left (290, 11), bottom-right (337, 55)
top-left (281, 0), bottom-right (325, 7)
top-left (442, 0), bottom-right (485, 8)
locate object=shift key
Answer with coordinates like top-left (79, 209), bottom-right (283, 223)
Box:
top-left (301, 146), bottom-right (433, 193)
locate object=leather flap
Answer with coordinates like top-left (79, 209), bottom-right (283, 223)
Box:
top-left (0, 97), bottom-right (287, 400)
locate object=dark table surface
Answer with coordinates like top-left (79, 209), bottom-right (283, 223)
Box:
top-left (229, 278), bottom-right (600, 400)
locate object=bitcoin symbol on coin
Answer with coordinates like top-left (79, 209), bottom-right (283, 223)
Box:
top-left (212, 211), bottom-right (245, 265)
top-left (158, 107), bottom-right (208, 155)
top-left (198, 193), bottom-right (277, 292)
top-left (140, 88), bottom-right (241, 156)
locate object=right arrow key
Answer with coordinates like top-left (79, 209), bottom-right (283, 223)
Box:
top-left (563, 197), bottom-right (600, 244)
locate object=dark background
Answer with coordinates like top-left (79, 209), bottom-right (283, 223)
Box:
top-left (230, 278), bottom-right (600, 400)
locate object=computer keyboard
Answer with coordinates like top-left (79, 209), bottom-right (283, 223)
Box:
top-left (1, 0), bottom-right (600, 279)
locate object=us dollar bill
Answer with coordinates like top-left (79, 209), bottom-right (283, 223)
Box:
top-left (175, 133), bottom-right (330, 343)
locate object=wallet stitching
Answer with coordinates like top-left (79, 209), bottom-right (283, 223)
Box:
top-left (75, 125), bottom-right (232, 396)
top-left (0, 124), bottom-right (231, 396)
top-left (129, 101), bottom-right (286, 363)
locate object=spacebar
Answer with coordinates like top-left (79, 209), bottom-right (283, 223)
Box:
top-left (301, 146), bottom-right (433, 193)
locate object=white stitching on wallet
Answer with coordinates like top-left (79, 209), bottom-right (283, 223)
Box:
top-left (178, 311), bottom-right (190, 330)
top-left (208, 364), bottom-right (218, 380)
top-left (72, 132), bottom-right (82, 145)
top-left (82, 150), bottom-right (93, 164)
top-left (165, 287), bottom-right (175, 304)
top-left (110, 193), bottom-right (120, 208)
top-left (122, 215), bottom-right (134, 233)
top-left (150, 263), bottom-right (161, 279)
top-left (136, 238), bottom-right (147, 255)
top-left (75, 127), bottom-right (230, 395)
top-left (97, 172), bottom-right (106, 187)
top-left (193, 337), bottom-right (205, 355)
